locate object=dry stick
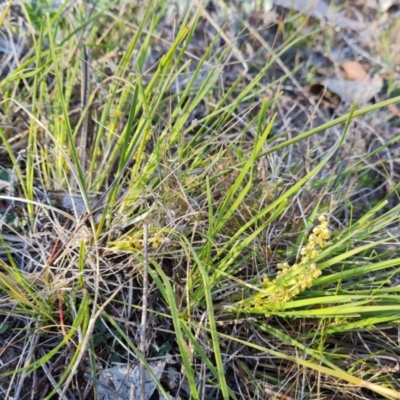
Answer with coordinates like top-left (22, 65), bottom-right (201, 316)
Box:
top-left (78, 44), bottom-right (90, 177)
top-left (14, 334), bottom-right (42, 400)
top-left (139, 223), bottom-right (149, 400)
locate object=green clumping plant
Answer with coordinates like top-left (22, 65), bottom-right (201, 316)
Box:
top-left (110, 230), bottom-right (165, 251)
top-left (1, 1), bottom-right (400, 399)
top-left (224, 215), bottom-right (330, 315)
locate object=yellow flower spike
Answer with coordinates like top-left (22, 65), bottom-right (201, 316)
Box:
top-left (301, 256), bottom-right (310, 264)
top-left (263, 276), bottom-right (271, 286)
top-left (321, 229), bottom-right (330, 240)
top-left (310, 249), bottom-right (319, 258)
top-left (257, 215), bottom-right (330, 308)
top-left (253, 298), bottom-right (262, 307)
top-left (133, 242), bottom-right (143, 250)
top-left (313, 226), bottom-right (321, 235)
top-left (313, 270), bottom-right (322, 279)
top-left (309, 234), bottom-right (318, 245)
top-left (149, 233), bottom-right (165, 249)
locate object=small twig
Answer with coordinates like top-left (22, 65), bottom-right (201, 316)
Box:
top-left (78, 44), bottom-right (90, 174)
top-left (140, 223), bottom-right (149, 400)
top-left (58, 292), bottom-right (68, 345)
top-left (14, 333), bottom-right (40, 400)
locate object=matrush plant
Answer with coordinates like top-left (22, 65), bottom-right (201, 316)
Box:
top-left (1, 1), bottom-right (400, 399)
top-left (253, 215), bottom-right (329, 310)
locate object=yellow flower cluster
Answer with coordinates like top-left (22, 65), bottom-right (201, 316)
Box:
top-left (267, 178), bottom-right (284, 202)
top-left (259, 215), bottom-right (330, 306)
top-left (111, 232), bottom-right (164, 251)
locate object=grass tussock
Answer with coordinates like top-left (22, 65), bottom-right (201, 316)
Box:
top-left (0, 0), bottom-right (400, 399)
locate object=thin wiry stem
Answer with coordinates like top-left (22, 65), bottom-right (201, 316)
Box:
top-left (140, 223), bottom-right (149, 400)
